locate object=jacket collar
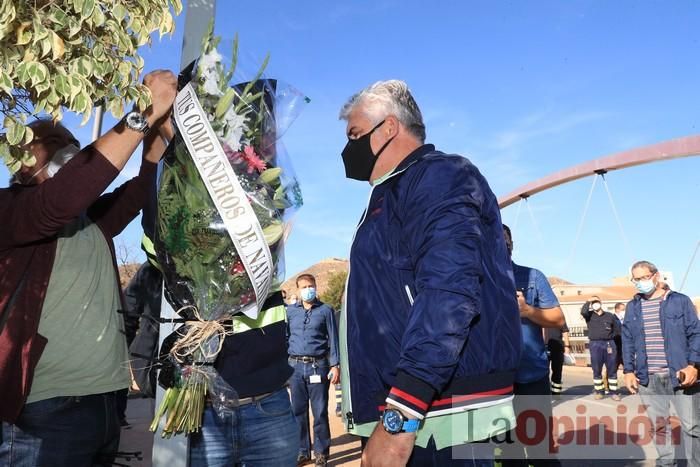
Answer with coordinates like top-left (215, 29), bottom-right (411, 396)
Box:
top-left (393, 144), bottom-right (437, 173)
top-left (292, 299), bottom-right (322, 311)
top-left (632, 288), bottom-right (672, 303)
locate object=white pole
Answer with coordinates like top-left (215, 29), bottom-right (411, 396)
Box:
top-left (91, 104), bottom-right (104, 140)
top-left (152, 1), bottom-right (217, 466)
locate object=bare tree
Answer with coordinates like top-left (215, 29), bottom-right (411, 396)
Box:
top-left (116, 241), bottom-right (136, 268)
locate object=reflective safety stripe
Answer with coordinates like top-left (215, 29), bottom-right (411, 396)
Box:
top-left (229, 304), bottom-right (286, 334)
top-left (593, 378), bottom-right (604, 390)
top-left (141, 234), bottom-right (163, 272)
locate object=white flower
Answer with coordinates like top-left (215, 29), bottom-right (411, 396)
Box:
top-left (221, 107), bottom-right (248, 151)
top-left (198, 50), bottom-right (224, 96)
top-left (199, 49), bottom-right (223, 73)
top-left (202, 76), bottom-right (223, 96)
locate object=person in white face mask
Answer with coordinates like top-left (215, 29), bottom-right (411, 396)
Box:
top-left (0, 70), bottom-right (178, 466)
top-left (622, 260), bottom-right (700, 467)
top-left (286, 274), bottom-right (339, 466)
top-left (581, 295), bottom-right (622, 400)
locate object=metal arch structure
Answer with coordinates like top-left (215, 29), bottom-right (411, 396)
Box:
top-left (497, 134), bottom-right (700, 209)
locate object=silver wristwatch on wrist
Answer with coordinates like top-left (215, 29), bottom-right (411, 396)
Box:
top-left (124, 111), bottom-right (151, 134)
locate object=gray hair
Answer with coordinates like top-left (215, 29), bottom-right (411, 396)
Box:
top-left (339, 80), bottom-right (426, 142)
top-left (631, 260), bottom-right (658, 274)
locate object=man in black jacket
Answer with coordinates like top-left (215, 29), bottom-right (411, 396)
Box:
top-left (581, 296), bottom-right (621, 400)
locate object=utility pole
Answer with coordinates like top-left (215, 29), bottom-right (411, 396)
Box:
top-left (152, 2), bottom-right (217, 466)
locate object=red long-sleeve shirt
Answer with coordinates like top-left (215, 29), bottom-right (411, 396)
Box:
top-left (0, 146), bottom-right (156, 423)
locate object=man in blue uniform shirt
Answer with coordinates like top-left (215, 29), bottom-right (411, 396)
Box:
top-left (287, 273), bottom-right (340, 466)
top-left (502, 225), bottom-right (565, 467)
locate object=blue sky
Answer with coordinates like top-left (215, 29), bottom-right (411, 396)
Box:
top-left (3, 1), bottom-right (700, 296)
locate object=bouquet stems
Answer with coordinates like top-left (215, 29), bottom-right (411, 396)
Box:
top-left (150, 371), bottom-right (209, 438)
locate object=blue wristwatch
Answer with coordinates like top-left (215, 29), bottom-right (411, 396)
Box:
top-left (382, 408), bottom-right (420, 434)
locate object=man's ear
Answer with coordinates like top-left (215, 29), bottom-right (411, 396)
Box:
top-left (384, 115), bottom-right (400, 139)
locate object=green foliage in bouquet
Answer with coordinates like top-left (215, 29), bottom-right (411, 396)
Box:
top-left (156, 23), bottom-right (302, 319)
top-left (152, 25), bottom-right (306, 437)
top-left (0, 0), bottom-right (182, 172)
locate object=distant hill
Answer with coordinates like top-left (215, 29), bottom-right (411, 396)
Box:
top-left (282, 258), bottom-right (349, 297)
top-left (118, 263), bottom-right (140, 288)
top-left (548, 276), bottom-right (573, 286)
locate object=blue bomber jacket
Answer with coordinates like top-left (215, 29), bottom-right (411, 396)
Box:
top-left (341, 144), bottom-right (522, 425)
top-left (622, 290), bottom-right (700, 388)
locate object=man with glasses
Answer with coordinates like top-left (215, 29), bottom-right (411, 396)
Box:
top-left (287, 273), bottom-right (340, 466)
top-left (623, 260), bottom-right (700, 466)
top-left (0, 70), bottom-right (177, 466)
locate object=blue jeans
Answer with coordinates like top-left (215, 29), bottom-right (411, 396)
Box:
top-left (637, 373), bottom-right (700, 467)
top-left (289, 359), bottom-right (331, 457)
top-left (189, 387), bottom-right (298, 466)
top-left (0, 392), bottom-right (121, 467)
top-left (589, 339), bottom-right (619, 394)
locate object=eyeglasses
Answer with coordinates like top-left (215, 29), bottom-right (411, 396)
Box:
top-left (631, 273), bottom-right (655, 283)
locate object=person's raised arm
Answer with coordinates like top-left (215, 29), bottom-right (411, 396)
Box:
top-left (93, 70), bottom-right (176, 170)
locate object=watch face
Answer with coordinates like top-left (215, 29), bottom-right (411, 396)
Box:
top-left (382, 409), bottom-right (403, 433)
top-left (126, 112), bottom-right (147, 131)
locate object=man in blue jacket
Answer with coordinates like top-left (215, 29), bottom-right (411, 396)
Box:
top-left (623, 260), bottom-right (700, 467)
top-left (338, 80), bottom-right (522, 466)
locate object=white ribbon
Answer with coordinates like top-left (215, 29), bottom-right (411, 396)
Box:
top-left (173, 83), bottom-right (273, 318)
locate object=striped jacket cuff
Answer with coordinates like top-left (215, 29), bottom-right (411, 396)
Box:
top-left (385, 370), bottom-right (436, 420)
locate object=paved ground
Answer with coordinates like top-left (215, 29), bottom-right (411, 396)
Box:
top-left (119, 366), bottom-right (678, 466)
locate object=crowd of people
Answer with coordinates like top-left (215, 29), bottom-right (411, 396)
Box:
top-left (0, 71), bottom-right (698, 467)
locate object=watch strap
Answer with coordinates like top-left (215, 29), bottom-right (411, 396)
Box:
top-left (402, 418), bottom-right (420, 433)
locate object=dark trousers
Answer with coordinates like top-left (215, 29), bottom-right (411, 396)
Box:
top-left (501, 375), bottom-right (561, 467)
top-left (613, 334), bottom-right (623, 370)
top-left (547, 340), bottom-right (564, 394)
top-left (289, 359), bottom-right (331, 456)
top-left (0, 392), bottom-right (121, 467)
top-left (589, 339), bottom-right (618, 394)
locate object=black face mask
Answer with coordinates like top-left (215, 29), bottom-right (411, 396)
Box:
top-left (341, 120), bottom-right (395, 181)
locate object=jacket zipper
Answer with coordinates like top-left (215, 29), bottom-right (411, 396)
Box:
top-left (341, 163), bottom-right (418, 431)
top-left (404, 285), bottom-right (414, 305)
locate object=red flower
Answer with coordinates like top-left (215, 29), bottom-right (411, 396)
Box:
top-left (242, 146), bottom-right (267, 174)
top-left (229, 260), bottom-right (245, 275)
top-left (240, 291), bottom-right (255, 305)
top-left (223, 144), bottom-right (267, 174)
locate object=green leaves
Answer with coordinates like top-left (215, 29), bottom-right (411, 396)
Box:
top-left (15, 21), bottom-right (31, 45)
top-left (0, 69), bottom-right (12, 94)
top-left (263, 222), bottom-right (284, 246)
top-left (3, 115), bottom-right (25, 146)
top-left (1, 0), bottom-right (183, 171)
top-left (259, 167), bottom-right (282, 185)
top-left (81, 0), bottom-right (96, 21)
